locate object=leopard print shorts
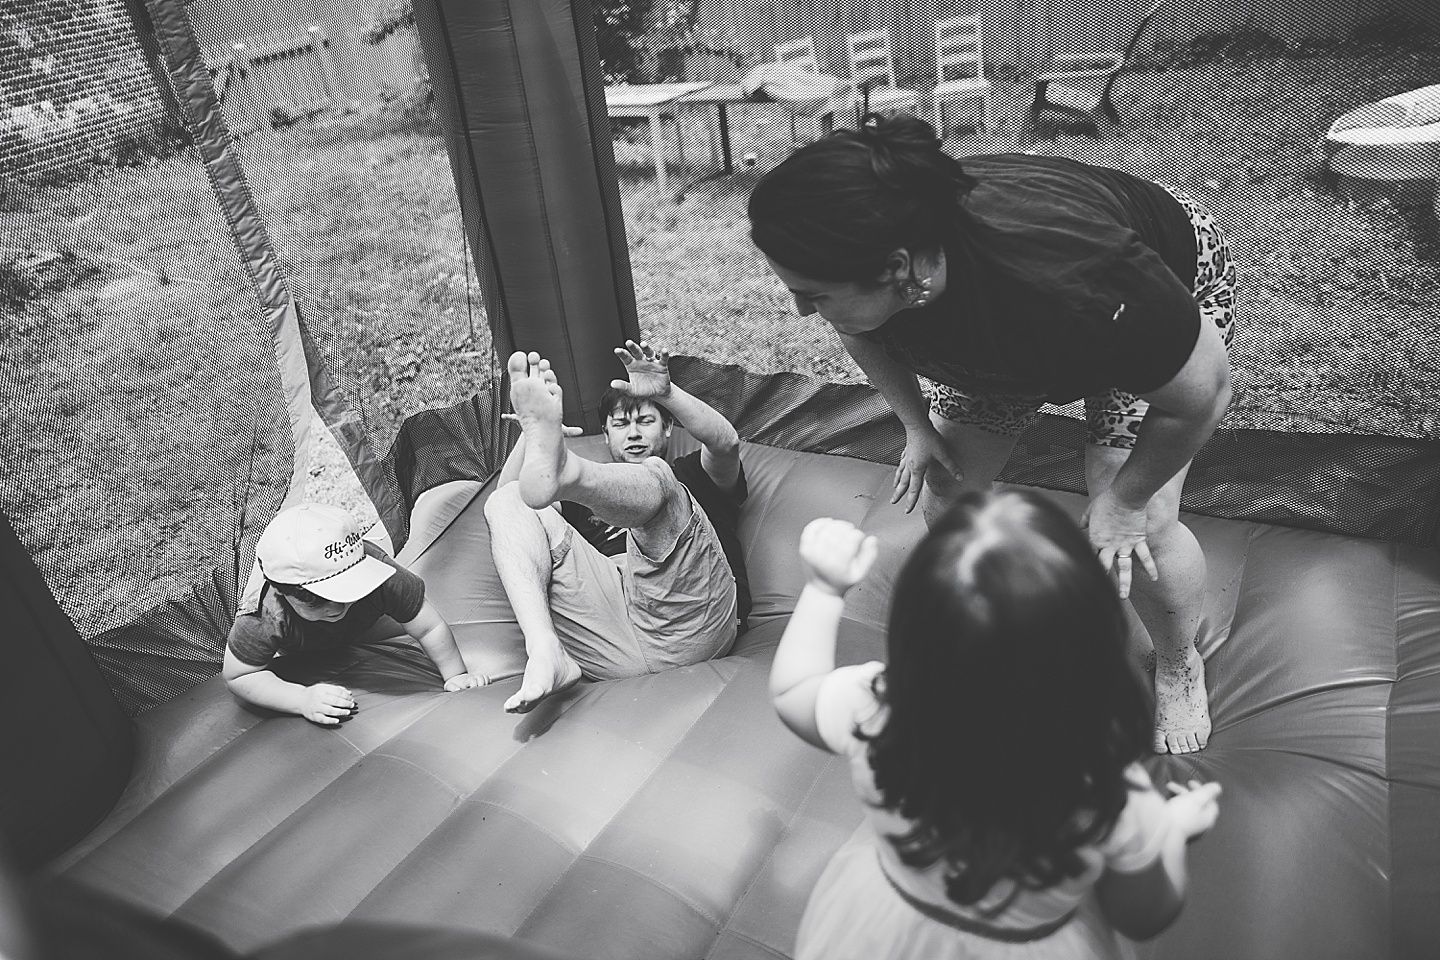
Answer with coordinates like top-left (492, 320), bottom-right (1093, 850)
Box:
top-left (926, 184), bottom-right (1236, 449)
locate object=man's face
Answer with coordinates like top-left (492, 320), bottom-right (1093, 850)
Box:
top-left (603, 401), bottom-right (671, 464)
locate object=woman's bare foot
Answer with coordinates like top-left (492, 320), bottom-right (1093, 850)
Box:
top-left (504, 645), bottom-right (583, 714)
top-left (508, 351), bottom-right (578, 509)
top-left (1153, 645), bottom-right (1210, 754)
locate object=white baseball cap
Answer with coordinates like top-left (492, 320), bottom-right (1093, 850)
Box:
top-left (256, 503), bottom-right (394, 603)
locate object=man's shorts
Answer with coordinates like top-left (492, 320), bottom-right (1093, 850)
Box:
top-left (539, 468), bottom-right (738, 681)
top-left (923, 185), bottom-right (1237, 449)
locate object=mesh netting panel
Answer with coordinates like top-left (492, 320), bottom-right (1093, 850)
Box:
top-left (638, 0), bottom-right (1440, 444)
top-left (181, 5), bottom-right (496, 468)
top-left (1, 142), bottom-right (292, 712)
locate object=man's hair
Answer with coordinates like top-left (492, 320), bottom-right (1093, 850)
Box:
top-left (598, 387), bottom-right (673, 427)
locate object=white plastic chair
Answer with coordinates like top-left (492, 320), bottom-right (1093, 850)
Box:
top-left (845, 27), bottom-right (921, 118)
top-left (771, 36), bottom-right (852, 140)
top-left (931, 15), bottom-right (992, 136)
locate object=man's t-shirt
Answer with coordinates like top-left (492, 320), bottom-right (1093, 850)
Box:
top-left (227, 543), bottom-right (426, 666)
top-left (561, 450), bottom-right (751, 632)
top-left (859, 153), bottom-right (1204, 404)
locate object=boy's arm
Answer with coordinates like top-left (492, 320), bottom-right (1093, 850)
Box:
top-left (400, 597), bottom-right (480, 689)
top-left (222, 644), bottom-right (356, 725)
top-left (495, 428), bottom-right (526, 488)
top-left (663, 383), bottom-right (742, 494)
top-left (611, 341), bottom-right (742, 493)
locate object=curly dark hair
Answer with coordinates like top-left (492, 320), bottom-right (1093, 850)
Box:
top-left (747, 112), bottom-right (978, 283)
top-left (863, 489), bottom-right (1153, 911)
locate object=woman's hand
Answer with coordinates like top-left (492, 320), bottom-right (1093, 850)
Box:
top-left (1165, 779), bottom-right (1222, 840)
top-left (611, 339), bottom-right (672, 400)
top-left (1082, 487), bottom-right (1158, 599)
top-left (894, 424), bottom-right (964, 514)
top-left (799, 517), bottom-right (878, 597)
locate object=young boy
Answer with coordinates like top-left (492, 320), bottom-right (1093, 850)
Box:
top-left (223, 502), bottom-right (479, 725)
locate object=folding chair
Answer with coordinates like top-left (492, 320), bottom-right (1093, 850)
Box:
top-left (772, 36), bottom-right (852, 141)
top-left (846, 27), bottom-right (921, 119)
top-left (931, 15), bottom-right (992, 136)
top-left (1030, 0), bottom-right (1166, 131)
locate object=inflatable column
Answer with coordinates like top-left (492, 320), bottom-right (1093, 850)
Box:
top-left (0, 511), bottom-right (133, 869)
top-left (411, 0), bottom-right (641, 433)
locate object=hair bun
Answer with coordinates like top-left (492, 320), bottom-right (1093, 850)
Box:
top-left (859, 112), bottom-right (942, 153)
top-left (856, 113), bottom-right (965, 196)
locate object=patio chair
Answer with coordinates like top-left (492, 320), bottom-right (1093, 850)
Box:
top-left (931, 15), bottom-right (992, 136)
top-left (771, 36), bottom-right (852, 140)
top-left (1030, 0), bottom-right (1166, 131)
top-left (846, 27), bottom-right (921, 119)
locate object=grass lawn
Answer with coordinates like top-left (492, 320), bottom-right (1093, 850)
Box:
top-left (3, 51), bottom-right (1439, 643)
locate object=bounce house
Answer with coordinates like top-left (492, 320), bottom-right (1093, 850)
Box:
top-left (3, 2), bottom-right (1440, 959)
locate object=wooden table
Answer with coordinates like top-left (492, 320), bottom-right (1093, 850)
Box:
top-left (605, 82), bottom-right (715, 197)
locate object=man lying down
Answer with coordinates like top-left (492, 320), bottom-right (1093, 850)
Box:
top-left (484, 341), bottom-right (751, 713)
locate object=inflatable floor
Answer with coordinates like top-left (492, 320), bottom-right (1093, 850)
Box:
top-left (38, 434), bottom-right (1440, 959)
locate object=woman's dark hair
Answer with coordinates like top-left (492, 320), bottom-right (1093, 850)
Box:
top-left (748, 112), bottom-right (978, 283)
top-left (864, 489), bottom-right (1152, 911)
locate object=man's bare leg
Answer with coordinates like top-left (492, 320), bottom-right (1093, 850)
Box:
top-left (1087, 446), bottom-right (1210, 754)
top-left (508, 351), bottom-right (688, 557)
top-left (483, 485), bottom-right (583, 714)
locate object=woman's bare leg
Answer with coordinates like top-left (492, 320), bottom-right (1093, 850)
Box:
top-left (920, 416), bottom-right (1021, 525)
top-left (1087, 446), bottom-right (1209, 754)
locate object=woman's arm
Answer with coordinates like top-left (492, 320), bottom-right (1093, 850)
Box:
top-left (1084, 320), bottom-right (1231, 588)
top-left (839, 333), bottom-right (964, 512)
top-left (1109, 323), bottom-right (1232, 510)
top-left (838, 333), bottom-right (930, 428)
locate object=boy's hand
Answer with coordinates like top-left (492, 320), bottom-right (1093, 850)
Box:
top-left (444, 672), bottom-right (482, 692)
top-left (611, 339), bottom-right (672, 400)
top-left (1165, 779), bottom-right (1222, 840)
top-left (799, 517), bottom-right (878, 597)
top-left (302, 683), bottom-right (357, 726)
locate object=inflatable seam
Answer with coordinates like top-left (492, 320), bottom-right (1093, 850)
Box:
top-left (711, 749), bottom-right (839, 947)
top-left (512, 680), bottom-right (727, 930)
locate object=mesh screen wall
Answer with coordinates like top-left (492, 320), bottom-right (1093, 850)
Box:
top-left (2, 0), bottom-right (1437, 714)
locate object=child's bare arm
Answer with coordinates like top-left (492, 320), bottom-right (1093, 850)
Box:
top-left (222, 645), bottom-right (356, 725)
top-left (1096, 780), bottom-right (1221, 939)
top-left (400, 597), bottom-right (480, 689)
top-left (770, 518), bottom-right (878, 749)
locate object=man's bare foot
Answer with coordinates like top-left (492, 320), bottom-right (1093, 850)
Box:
top-left (504, 646), bottom-right (583, 714)
top-left (1153, 645), bottom-right (1210, 754)
top-left (508, 351), bottom-right (577, 509)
